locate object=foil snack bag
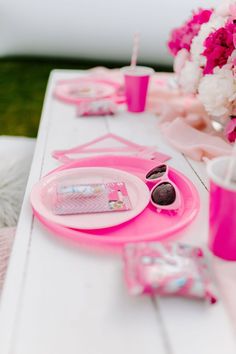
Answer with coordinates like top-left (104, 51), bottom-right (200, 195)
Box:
top-left (53, 182), bottom-right (132, 215)
top-left (123, 242), bottom-right (217, 304)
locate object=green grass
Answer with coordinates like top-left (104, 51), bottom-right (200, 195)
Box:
top-left (0, 57), bottom-right (171, 137)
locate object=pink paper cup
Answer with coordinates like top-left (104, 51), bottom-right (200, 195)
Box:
top-left (207, 156), bottom-right (236, 260)
top-left (121, 66), bottom-right (154, 113)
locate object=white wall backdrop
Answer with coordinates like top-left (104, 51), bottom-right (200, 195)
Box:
top-left (0, 0), bottom-right (220, 64)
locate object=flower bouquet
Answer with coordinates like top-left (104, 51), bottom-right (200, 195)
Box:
top-left (167, 0), bottom-right (236, 143)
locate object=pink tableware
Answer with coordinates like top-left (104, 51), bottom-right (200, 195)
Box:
top-left (54, 77), bottom-right (125, 105)
top-left (31, 167), bottom-right (150, 230)
top-left (121, 66), bottom-right (154, 112)
top-left (207, 156), bottom-right (236, 260)
top-left (31, 155), bottom-right (200, 248)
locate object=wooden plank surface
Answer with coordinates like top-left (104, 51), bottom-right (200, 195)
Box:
top-left (0, 70), bottom-right (235, 354)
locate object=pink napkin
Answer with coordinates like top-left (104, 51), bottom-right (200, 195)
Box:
top-left (52, 133), bottom-right (171, 165)
top-left (161, 118), bottom-right (232, 160)
top-left (158, 97), bottom-right (212, 133)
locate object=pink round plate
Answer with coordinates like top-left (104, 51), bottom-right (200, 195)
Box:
top-left (54, 78), bottom-right (124, 104)
top-left (32, 155), bottom-right (200, 247)
top-left (31, 167), bottom-right (150, 230)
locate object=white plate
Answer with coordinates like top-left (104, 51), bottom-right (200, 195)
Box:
top-left (31, 167), bottom-right (150, 230)
top-left (54, 78), bottom-right (118, 104)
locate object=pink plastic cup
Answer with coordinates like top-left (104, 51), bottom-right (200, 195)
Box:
top-left (121, 66), bottom-right (154, 113)
top-left (207, 156), bottom-right (236, 260)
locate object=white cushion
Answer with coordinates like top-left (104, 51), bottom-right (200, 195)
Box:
top-left (0, 136), bottom-right (35, 227)
top-left (0, 136), bottom-right (35, 157)
top-left (0, 227), bottom-right (16, 294)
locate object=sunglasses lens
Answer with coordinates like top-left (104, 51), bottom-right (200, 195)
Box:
top-left (151, 182), bottom-right (176, 206)
top-left (146, 165), bottom-right (167, 180)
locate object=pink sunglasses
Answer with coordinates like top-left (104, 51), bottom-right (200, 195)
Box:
top-left (145, 164), bottom-right (181, 212)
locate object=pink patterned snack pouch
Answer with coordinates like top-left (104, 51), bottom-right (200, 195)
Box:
top-left (77, 100), bottom-right (117, 117)
top-left (123, 242), bottom-right (217, 304)
top-left (53, 182), bottom-right (132, 215)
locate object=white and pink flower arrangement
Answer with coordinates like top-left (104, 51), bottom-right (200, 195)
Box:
top-left (167, 0), bottom-right (236, 143)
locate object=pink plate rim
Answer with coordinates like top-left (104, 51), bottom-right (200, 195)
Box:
top-left (32, 155), bottom-right (200, 247)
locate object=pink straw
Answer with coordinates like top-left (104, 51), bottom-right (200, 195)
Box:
top-left (131, 32), bottom-right (140, 67)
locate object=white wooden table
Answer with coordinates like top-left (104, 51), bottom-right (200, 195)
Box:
top-left (0, 70), bottom-right (236, 354)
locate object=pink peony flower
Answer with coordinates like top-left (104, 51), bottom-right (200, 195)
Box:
top-left (202, 22), bottom-right (236, 75)
top-left (168, 9), bottom-right (213, 56)
top-left (225, 116), bottom-right (236, 143)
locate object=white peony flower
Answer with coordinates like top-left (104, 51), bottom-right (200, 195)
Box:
top-left (191, 15), bottom-right (227, 67)
top-left (173, 49), bottom-right (190, 75)
top-left (215, 0), bottom-right (236, 16)
top-left (178, 60), bottom-right (203, 94)
top-left (198, 67), bottom-right (236, 117)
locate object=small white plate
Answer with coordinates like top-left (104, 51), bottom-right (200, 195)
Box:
top-left (31, 167), bottom-right (150, 230)
top-left (54, 78), bottom-right (119, 104)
